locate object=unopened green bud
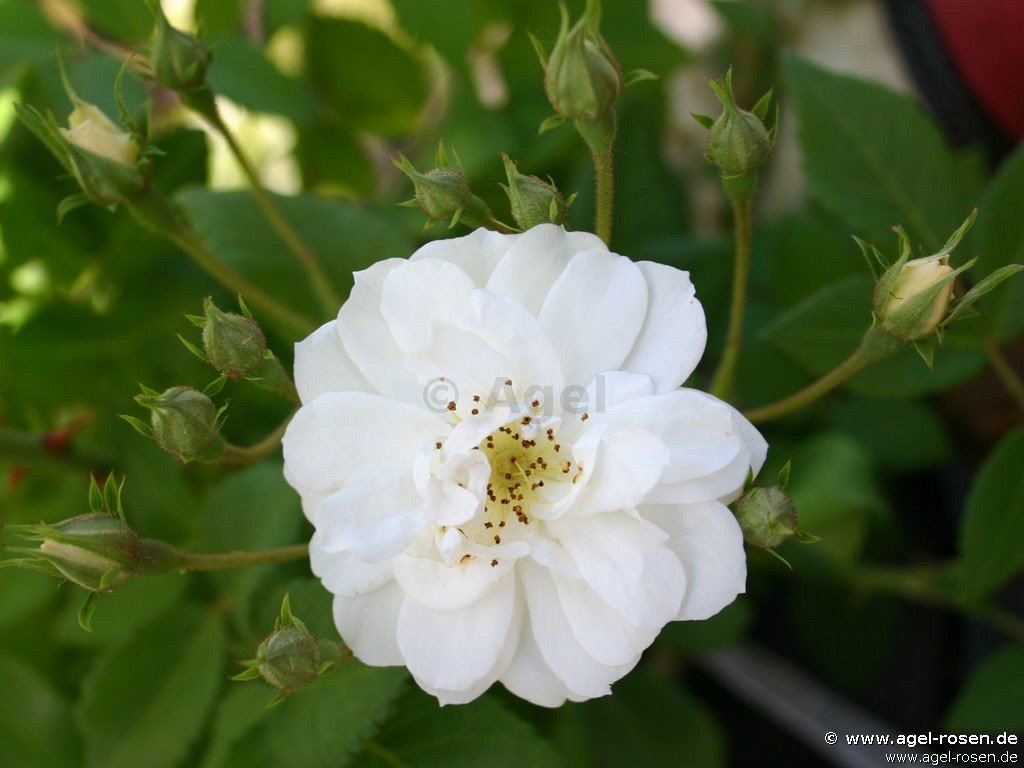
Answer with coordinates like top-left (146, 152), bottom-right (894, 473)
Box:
top-left (542, 0), bottom-right (621, 120)
top-left (501, 154), bottom-right (574, 230)
top-left (150, 3), bottom-right (212, 92)
top-left (695, 69), bottom-right (775, 179)
top-left (3, 513), bottom-right (141, 592)
top-left (732, 486), bottom-right (798, 550)
top-left (233, 595), bottom-right (339, 709)
top-left (201, 298), bottom-right (267, 378)
top-left (134, 385), bottom-right (226, 462)
top-left (392, 145), bottom-right (493, 229)
top-left (255, 626), bottom-right (321, 693)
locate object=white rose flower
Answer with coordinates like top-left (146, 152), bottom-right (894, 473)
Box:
top-left (283, 225), bottom-right (766, 706)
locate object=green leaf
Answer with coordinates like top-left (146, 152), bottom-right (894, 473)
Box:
top-left (206, 36), bottom-right (318, 121)
top-left (657, 600), bottom-right (751, 655)
top-left (296, 119), bottom-right (376, 199)
top-left (556, 668), bottom-right (723, 768)
top-left (829, 397), bottom-right (952, 472)
top-left (199, 462), bottom-right (303, 634)
top-left (175, 188), bottom-right (412, 316)
top-left (351, 691), bottom-right (563, 768)
top-left (959, 428), bottom-right (1024, 599)
top-left (761, 275), bottom-right (986, 398)
top-left (784, 56), bottom-right (960, 250)
top-left (972, 143), bottom-right (1024, 340)
top-left (55, 575), bottom-right (187, 648)
top-left (307, 17), bottom-right (428, 137)
top-left (200, 684), bottom-right (275, 768)
top-left (0, 652), bottom-right (80, 767)
top-left (945, 646), bottom-right (1024, 733)
top-left (264, 662), bottom-right (408, 768)
top-left (783, 432), bottom-right (885, 567)
top-left (77, 605), bottom-right (227, 768)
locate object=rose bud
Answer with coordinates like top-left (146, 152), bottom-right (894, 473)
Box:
top-left (501, 153), bottom-right (575, 230)
top-left (233, 595), bottom-right (340, 709)
top-left (392, 144), bottom-right (494, 230)
top-left (542, 0), bottom-right (622, 121)
top-left (149, 0), bottom-right (212, 92)
top-left (131, 385), bottom-right (227, 463)
top-left (690, 69), bottom-right (775, 181)
top-left (200, 297), bottom-right (267, 379)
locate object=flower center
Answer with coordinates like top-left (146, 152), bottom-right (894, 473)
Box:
top-left (454, 415), bottom-right (581, 551)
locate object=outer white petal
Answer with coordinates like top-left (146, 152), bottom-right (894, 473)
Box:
top-left (393, 550), bottom-right (512, 611)
top-left (410, 227), bottom-right (517, 286)
top-left (316, 475), bottom-right (426, 562)
top-left (337, 258), bottom-right (423, 404)
top-left (310, 529), bottom-right (393, 596)
top-left (293, 320), bottom-right (373, 404)
top-left (396, 573), bottom-right (517, 691)
top-left (384, 268), bottom-right (565, 403)
top-left (554, 575), bottom-right (663, 667)
top-left (282, 391), bottom-right (447, 493)
top-left (332, 583), bottom-right (404, 665)
top-left (547, 512), bottom-right (685, 628)
top-left (500, 616), bottom-right (577, 708)
top-left (486, 225), bottom-right (607, 316)
top-left (642, 501), bottom-right (747, 620)
top-left (380, 258), bottom-right (477, 358)
top-left (412, 595), bottom-right (522, 706)
top-left (595, 388), bottom-right (765, 504)
top-left (539, 250), bottom-right (648, 387)
top-left (283, 465), bottom-right (330, 523)
top-left (621, 261), bottom-right (707, 392)
top-left (518, 560), bottom-right (633, 700)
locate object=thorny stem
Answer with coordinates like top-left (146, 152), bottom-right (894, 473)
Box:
top-left (128, 187), bottom-right (316, 336)
top-left (710, 195), bottom-right (753, 401)
top-left (185, 91), bottom-right (342, 317)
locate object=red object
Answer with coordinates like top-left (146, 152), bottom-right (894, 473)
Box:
top-left (926, 0), bottom-right (1024, 139)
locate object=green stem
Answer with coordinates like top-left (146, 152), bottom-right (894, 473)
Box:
top-left (187, 91), bottom-right (341, 316)
top-left (710, 194), bottom-right (753, 400)
top-left (850, 565), bottom-right (1024, 645)
top-left (0, 425), bottom-right (112, 474)
top-left (744, 350), bottom-right (868, 423)
top-left (128, 187), bottom-right (316, 336)
top-left (174, 543), bottom-right (308, 572)
top-left (743, 328), bottom-right (904, 423)
top-left (575, 114), bottom-right (616, 245)
top-left (221, 413), bottom-right (293, 466)
top-left (983, 338), bottom-right (1024, 415)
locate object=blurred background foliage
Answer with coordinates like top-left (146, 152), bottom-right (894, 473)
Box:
top-left (1, 0), bottom-right (1022, 766)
